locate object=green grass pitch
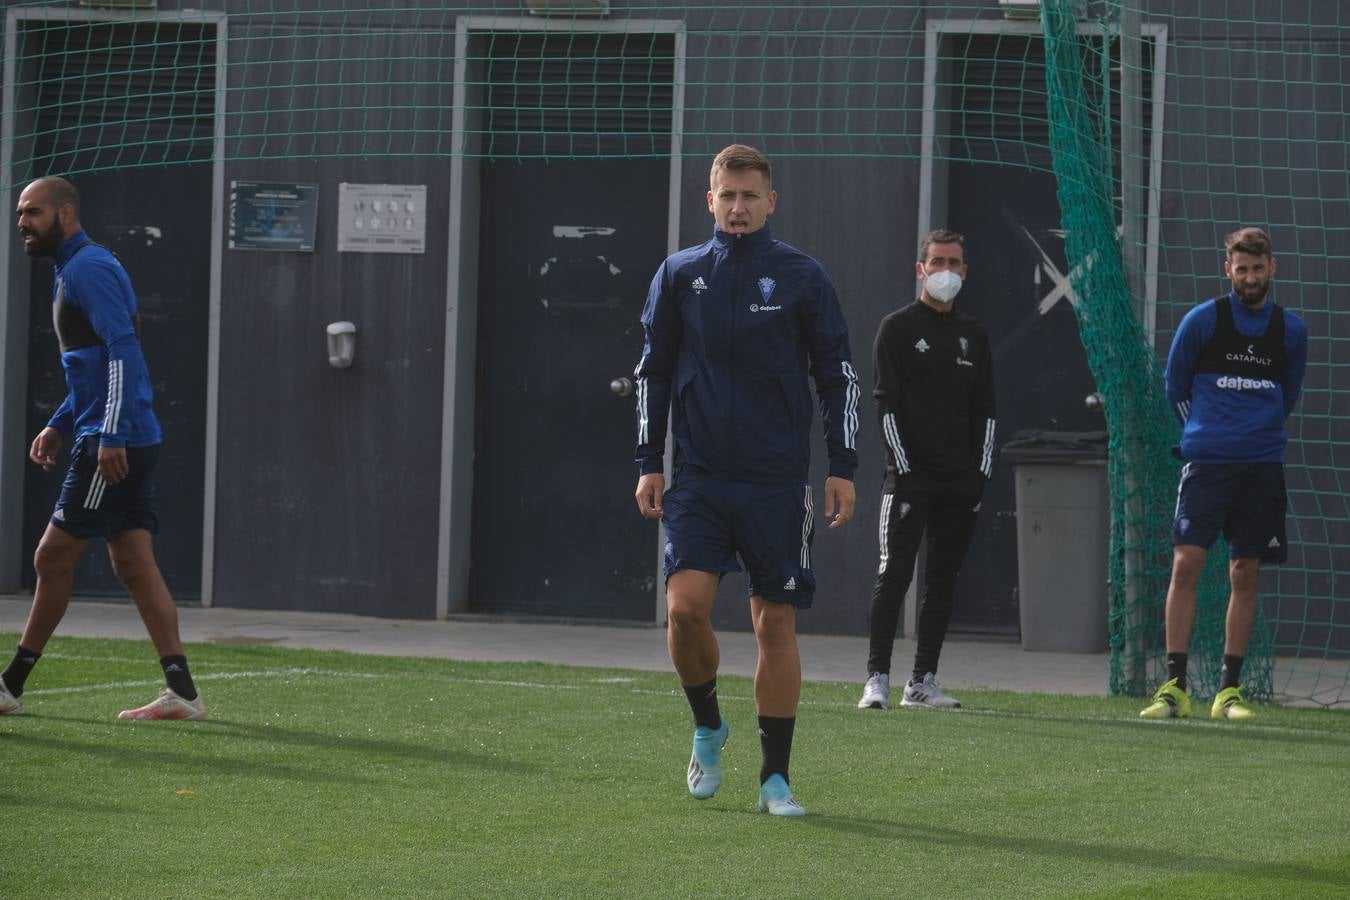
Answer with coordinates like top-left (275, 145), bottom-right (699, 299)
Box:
top-left (2, 634), bottom-right (1348, 898)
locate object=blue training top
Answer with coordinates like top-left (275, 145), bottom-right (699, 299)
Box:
top-left (1165, 291), bottom-right (1308, 464)
top-left (47, 229), bottom-right (162, 448)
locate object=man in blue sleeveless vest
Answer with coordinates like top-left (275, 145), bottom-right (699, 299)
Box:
top-left (1141, 227), bottom-right (1308, 721)
top-left (1, 176), bottom-right (204, 721)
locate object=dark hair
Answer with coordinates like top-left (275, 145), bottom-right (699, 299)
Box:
top-left (919, 228), bottom-right (965, 264)
top-left (710, 144), bottom-right (772, 189)
top-left (1224, 227), bottom-right (1272, 259)
top-left (33, 176), bottom-right (81, 217)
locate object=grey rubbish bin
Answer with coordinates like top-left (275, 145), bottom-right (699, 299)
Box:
top-left (1002, 431), bottom-right (1109, 653)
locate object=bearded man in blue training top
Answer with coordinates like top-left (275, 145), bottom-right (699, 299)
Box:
top-left (1141, 227), bottom-right (1308, 721)
top-left (1, 176), bottom-right (203, 721)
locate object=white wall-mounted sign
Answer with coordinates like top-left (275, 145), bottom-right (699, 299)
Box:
top-left (337, 183), bottom-right (427, 254)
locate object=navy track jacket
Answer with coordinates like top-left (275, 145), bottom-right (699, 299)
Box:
top-left (47, 230), bottom-right (162, 448)
top-left (634, 226), bottom-right (860, 484)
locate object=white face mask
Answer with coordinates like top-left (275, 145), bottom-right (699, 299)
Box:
top-left (924, 269), bottom-right (963, 303)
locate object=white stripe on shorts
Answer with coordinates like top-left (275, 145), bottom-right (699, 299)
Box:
top-left (84, 471), bottom-right (107, 510)
top-left (800, 485), bottom-right (814, 570)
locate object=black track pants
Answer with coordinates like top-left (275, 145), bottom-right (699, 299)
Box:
top-left (865, 479), bottom-right (980, 676)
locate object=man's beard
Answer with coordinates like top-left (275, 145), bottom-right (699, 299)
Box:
top-left (1235, 281), bottom-right (1270, 308)
top-left (21, 220), bottom-right (63, 257)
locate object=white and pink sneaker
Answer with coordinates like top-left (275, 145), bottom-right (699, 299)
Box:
top-left (118, 687), bottom-right (205, 721)
top-left (0, 675), bottom-right (21, 715)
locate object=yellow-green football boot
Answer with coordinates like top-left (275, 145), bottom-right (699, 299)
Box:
top-left (1210, 686), bottom-right (1256, 721)
top-left (1140, 677), bottom-right (1192, 719)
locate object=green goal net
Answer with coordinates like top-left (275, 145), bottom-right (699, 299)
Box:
top-left (2, 1), bottom-right (1345, 707)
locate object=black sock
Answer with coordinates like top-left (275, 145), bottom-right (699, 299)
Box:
top-left (1, 645), bottom-right (42, 697)
top-left (1165, 652), bottom-right (1188, 691)
top-left (758, 715), bottom-right (796, 786)
top-left (682, 678), bottom-right (721, 730)
top-left (1220, 654), bottom-right (1244, 691)
top-left (160, 655), bottom-right (198, 701)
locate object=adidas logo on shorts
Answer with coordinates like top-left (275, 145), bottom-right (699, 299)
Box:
top-left (783, 577), bottom-right (796, 591)
top-left (52, 508), bottom-right (65, 521)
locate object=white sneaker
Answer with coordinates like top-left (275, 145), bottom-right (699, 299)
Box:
top-left (900, 672), bottom-right (961, 709)
top-left (0, 675), bottom-right (21, 715)
top-left (857, 672), bottom-right (890, 709)
top-left (117, 687), bottom-right (205, 721)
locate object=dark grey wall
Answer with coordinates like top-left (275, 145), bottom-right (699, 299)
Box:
top-left (3, 1), bottom-right (1342, 647)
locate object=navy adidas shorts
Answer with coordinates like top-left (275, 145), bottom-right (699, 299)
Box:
top-left (51, 436), bottom-right (161, 540)
top-left (1172, 461), bottom-right (1287, 563)
top-left (661, 467), bottom-right (816, 608)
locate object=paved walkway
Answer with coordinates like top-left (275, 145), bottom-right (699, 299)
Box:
top-left (0, 594), bottom-right (1112, 696)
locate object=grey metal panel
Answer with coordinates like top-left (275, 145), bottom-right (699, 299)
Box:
top-left (212, 157), bottom-right (449, 618)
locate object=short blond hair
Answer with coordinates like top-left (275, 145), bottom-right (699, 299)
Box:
top-left (710, 144), bottom-right (772, 190)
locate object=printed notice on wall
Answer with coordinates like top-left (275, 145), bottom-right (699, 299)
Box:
top-left (229, 181), bottom-right (319, 252)
top-left (336, 183), bottom-right (427, 254)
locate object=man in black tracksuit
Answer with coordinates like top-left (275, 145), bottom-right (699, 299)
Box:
top-left (857, 229), bottom-right (996, 711)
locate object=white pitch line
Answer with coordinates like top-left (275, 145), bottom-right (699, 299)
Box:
top-left (23, 668), bottom-right (1347, 742)
top-left (40, 653), bottom-right (259, 669)
top-left (26, 667), bottom-right (375, 697)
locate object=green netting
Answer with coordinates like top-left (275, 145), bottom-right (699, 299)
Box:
top-left (2, 1), bottom-right (1346, 707)
top-left (1038, 0), bottom-right (1275, 701)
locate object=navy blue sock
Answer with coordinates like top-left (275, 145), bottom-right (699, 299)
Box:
top-left (1, 645), bottom-right (42, 697)
top-left (1165, 652), bottom-right (1188, 691)
top-left (682, 678), bottom-right (721, 731)
top-left (758, 715), bottom-right (795, 786)
top-left (1220, 654), bottom-right (1244, 691)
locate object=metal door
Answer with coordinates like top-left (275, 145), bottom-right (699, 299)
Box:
top-left (470, 157), bottom-right (667, 620)
top-left (22, 166), bottom-right (211, 598)
top-left (945, 161), bottom-right (1103, 634)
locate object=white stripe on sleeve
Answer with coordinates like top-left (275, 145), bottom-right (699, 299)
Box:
top-left (101, 358), bottom-right (124, 436)
top-left (841, 361), bottom-right (859, 450)
top-left (882, 412), bottom-right (909, 474)
top-left (636, 376), bottom-right (649, 444)
top-left (980, 418), bottom-right (996, 478)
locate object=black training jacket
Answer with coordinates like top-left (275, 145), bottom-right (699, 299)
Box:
top-left (873, 299), bottom-right (996, 491)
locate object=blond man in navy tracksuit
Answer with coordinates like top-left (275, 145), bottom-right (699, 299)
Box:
top-left (633, 145), bottom-right (860, 816)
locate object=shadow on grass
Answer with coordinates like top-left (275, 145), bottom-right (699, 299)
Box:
top-left (197, 718), bottom-right (536, 776)
top-left (0, 726), bottom-right (378, 785)
top-left (1, 716), bottom-right (535, 782)
top-left (796, 812), bottom-right (1348, 891)
top-left (0, 788), bottom-right (140, 817)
